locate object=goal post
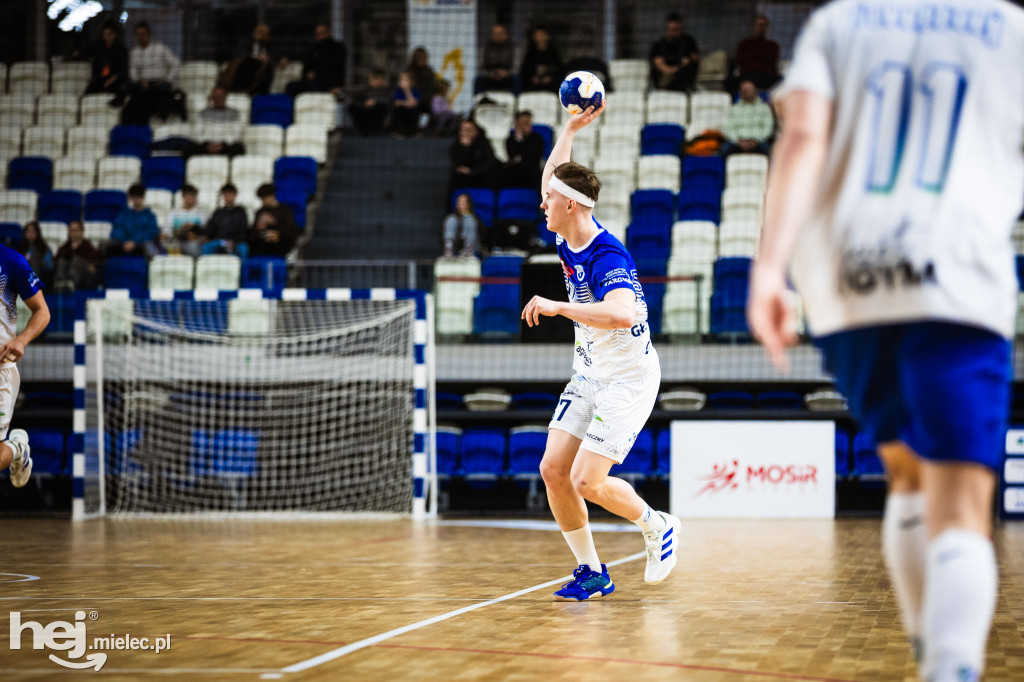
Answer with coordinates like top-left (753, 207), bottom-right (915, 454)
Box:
top-left (71, 288), bottom-right (436, 521)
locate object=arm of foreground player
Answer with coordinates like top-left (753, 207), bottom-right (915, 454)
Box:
top-left (0, 292), bottom-right (50, 362)
top-left (522, 287), bottom-right (635, 330)
top-left (540, 101), bottom-right (605, 191)
top-left (747, 90), bottom-right (832, 372)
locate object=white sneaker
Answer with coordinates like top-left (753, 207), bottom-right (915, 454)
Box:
top-left (642, 511), bottom-right (681, 584)
top-left (7, 429), bottom-right (31, 488)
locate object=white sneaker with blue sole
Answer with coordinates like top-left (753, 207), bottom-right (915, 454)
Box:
top-left (642, 511), bottom-right (681, 584)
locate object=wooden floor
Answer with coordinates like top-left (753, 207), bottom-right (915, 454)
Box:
top-left (2, 517), bottom-right (1024, 681)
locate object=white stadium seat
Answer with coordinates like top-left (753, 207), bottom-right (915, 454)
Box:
top-left (179, 61), bottom-right (220, 98)
top-left (226, 93), bottom-right (252, 123)
top-left (294, 92), bottom-right (336, 130)
top-left (84, 220), bottom-right (112, 243)
top-left (515, 91), bottom-right (559, 127)
top-left (600, 105), bottom-right (644, 132)
top-left (473, 103), bottom-right (513, 140)
top-left (285, 124), bottom-right (329, 164)
top-left (97, 156), bottom-right (142, 190)
top-left (51, 62), bottom-right (90, 94)
top-left (66, 126), bottom-right (110, 162)
top-left (186, 155), bottom-right (230, 195)
top-left (646, 91), bottom-right (688, 126)
top-left (270, 61), bottom-right (302, 94)
top-left (594, 156), bottom-right (636, 194)
top-left (37, 94), bottom-right (80, 128)
top-left (230, 155), bottom-right (274, 199)
top-left (80, 108), bottom-right (119, 129)
top-left (0, 190), bottom-right (38, 224)
top-left (474, 90), bottom-right (516, 110)
top-left (697, 50), bottom-right (729, 88)
top-left (53, 158), bottom-right (96, 192)
top-left (0, 63), bottom-right (6, 95)
top-left (149, 255), bottom-right (196, 290)
top-left (0, 94), bottom-right (37, 129)
top-left (195, 254), bottom-right (241, 290)
top-left (242, 125), bottom-right (284, 158)
top-left (609, 59), bottom-right (648, 92)
top-left (597, 123), bottom-right (640, 157)
top-left (145, 188), bottom-right (174, 213)
top-left (228, 298), bottom-right (272, 335)
top-left (22, 126), bottom-right (66, 159)
top-left (434, 256), bottom-right (480, 336)
top-left (39, 221), bottom-right (68, 245)
top-left (8, 62), bottom-right (48, 96)
top-left (637, 154), bottom-right (681, 191)
top-left (726, 153), bottom-right (769, 188)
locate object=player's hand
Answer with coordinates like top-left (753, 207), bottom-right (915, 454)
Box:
top-left (0, 337), bottom-right (26, 363)
top-left (521, 296), bottom-right (562, 327)
top-left (747, 262), bottom-right (798, 373)
top-left (565, 100), bottom-right (605, 133)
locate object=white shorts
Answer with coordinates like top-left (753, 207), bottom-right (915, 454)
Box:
top-left (548, 372), bottom-right (660, 463)
top-left (0, 365), bottom-right (19, 440)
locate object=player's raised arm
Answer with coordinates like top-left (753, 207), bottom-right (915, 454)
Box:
top-left (541, 101), bottom-right (605, 191)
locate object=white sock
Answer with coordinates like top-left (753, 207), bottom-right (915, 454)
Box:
top-left (921, 529), bottom-right (997, 681)
top-left (882, 493), bottom-right (927, 643)
top-left (632, 503), bottom-right (666, 533)
top-left (562, 525), bottom-right (601, 573)
top-left (5, 440), bottom-right (22, 466)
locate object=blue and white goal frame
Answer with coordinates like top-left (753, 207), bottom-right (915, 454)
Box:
top-left (71, 288), bottom-right (437, 521)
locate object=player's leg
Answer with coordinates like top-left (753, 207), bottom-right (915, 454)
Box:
top-left (0, 366), bottom-right (30, 487)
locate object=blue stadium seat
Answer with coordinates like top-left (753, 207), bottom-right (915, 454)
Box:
top-left (713, 257), bottom-right (752, 295)
top-left (277, 189), bottom-right (307, 229)
top-left (627, 222), bottom-right (672, 262)
top-left (85, 189), bottom-right (127, 222)
top-left (252, 94), bottom-right (294, 127)
top-left (758, 391), bottom-right (803, 408)
top-left (473, 284), bottom-right (520, 337)
top-left (8, 156), bottom-right (53, 193)
top-left (682, 155), bottom-right (725, 190)
top-left (1017, 255), bottom-right (1024, 291)
top-left (533, 124), bottom-right (553, 158)
top-left (510, 392), bottom-right (558, 409)
top-left (710, 292), bottom-right (748, 334)
top-left (451, 188), bottom-right (496, 227)
top-left (46, 292), bottom-right (75, 334)
top-left (655, 429), bottom-right (671, 475)
top-left (678, 186), bottom-right (722, 224)
top-left (835, 430), bottom-right (851, 478)
top-left (496, 188), bottom-right (540, 221)
top-left (613, 429), bottom-right (655, 476)
top-left (104, 257), bottom-right (148, 290)
top-left (636, 258), bottom-right (666, 335)
top-left (853, 432), bottom-right (885, 478)
top-left (0, 222), bottom-right (21, 247)
top-left (706, 391), bottom-right (754, 409)
top-left (481, 254), bottom-right (524, 278)
top-left (241, 257), bottom-right (288, 293)
top-left (25, 429), bottom-right (66, 476)
top-left (180, 301), bottom-right (228, 334)
top-left (191, 429), bottom-right (260, 477)
top-left (38, 190), bottom-right (82, 224)
top-left (435, 427), bottom-right (461, 478)
top-left (107, 429), bottom-right (144, 476)
top-left (142, 157), bottom-right (185, 192)
top-left (109, 125), bottom-right (153, 159)
top-left (435, 392), bottom-right (463, 409)
top-left (536, 220), bottom-right (556, 246)
top-left (460, 427), bottom-right (507, 480)
top-left (274, 156), bottom-right (318, 197)
top-left (631, 189), bottom-right (675, 230)
top-left (641, 124), bottom-right (685, 156)
top-left (508, 428), bottom-right (547, 478)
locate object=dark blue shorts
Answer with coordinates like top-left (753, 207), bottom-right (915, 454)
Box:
top-left (814, 322), bottom-right (1011, 471)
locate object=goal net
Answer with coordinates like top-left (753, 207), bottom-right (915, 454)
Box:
top-left (74, 292), bottom-right (434, 519)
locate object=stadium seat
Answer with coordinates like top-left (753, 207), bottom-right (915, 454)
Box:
top-left (22, 126), bottom-right (66, 158)
top-left (435, 256), bottom-right (480, 336)
top-left (697, 50), bottom-right (729, 88)
top-left (631, 189), bottom-right (675, 229)
top-left (84, 189), bottom-right (128, 222)
top-left (241, 256), bottom-right (288, 293)
top-left (482, 254), bottom-right (524, 278)
top-left (242, 124), bottom-right (284, 158)
top-left (709, 292), bottom-right (749, 335)
top-left (285, 124), bottom-right (329, 164)
top-left (597, 123), bottom-right (641, 157)
top-left (758, 391), bottom-right (803, 409)
top-left (688, 92), bottom-right (732, 140)
top-left (510, 392), bottom-right (558, 409)
top-left (517, 91), bottom-right (559, 127)
top-left (473, 103), bottom-right (513, 141)
top-left (641, 123), bottom-right (685, 156)
top-left (508, 426), bottom-right (547, 480)
top-left (451, 188), bottom-right (495, 227)
top-left (853, 432), bottom-right (885, 479)
top-left (294, 92), bottom-right (336, 130)
top-left (180, 61), bottom-right (219, 96)
top-left (230, 155), bottom-right (275, 199)
top-left (613, 429), bottom-right (655, 477)
top-left (0, 222), bottom-right (22, 246)
top-left (192, 428), bottom-right (260, 477)
top-left (148, 255), bottom-right (195, 290)
top-left (52, 158), bottom-right (96, 193)
top-left (226, 298), bottom-right (272, 335)
top-left (713, 256), bottom-right (752, 294)
top-left (835, 430), bottom-right (851, 478)
top-left (726, 153), bottom-right (769, 188)
top-left (109, 125), bottom-right (153, 159)
top-left (460, 428), bottom-right (508, 481)
top-left (594, 156), bottom-right (636, 193)
top-left (637, 155), bottom-right (681, 191)
top-left (636, 258), bottom-right (667, 335)
top-left (145, 188), bottom-right (173, 214)
top-left (645, 91), bottom-right (689, 126)
top-left (66, 126), bottom-right (110, 162)
top-left (195, 254), bottom-right (241, 290)
top-left (251, 94), bottom-right (294, 127)
top-left (273, 156), bottom-right (318, 197)
top-left (39, 221), bottom-right (68, 245)
top-left (25, 429), bottom-right (66, 476)
top-left (0, 95), bottom-right (35, 130)
top-left (104, 256), bottom-right (148, 290)
top-left (83, 220), bottom-right (111, 243)
top-left (0, 63), bottom-right (6, 94)
top-left (37, 190), bottom-right (82, 223)
top-left (51, 62), bottom-right (89, 94)
top-left (435, 392), bottom-right (463, 410)
top-left (97, 156), bottom-right (142, 189)
top-left (678, 186), bottom-right (721, 224)
top-left (627, 222), bottom-right (672, 262)
top-left (609, 58), bottom-right (648, 92)
top-left (8, 156), bottom-right (52, 193)
top-left (473, 284), bottom-right (520, 337)
top-left (601, 106), bottom-right (645, 132)
top-left (706, 391), bottom-right (754, 409)
top-left (142, 157), bottom-right (185, 192)
top-left (186, 155), bottom-right (230, 194)
top-left (9, 61), bottom-right (48, 96)
top-left (496, 188), bottom-right (540, 221)
top-left (682, 155), bottom-right (725, 190)
top-left (0, 189), bottom-right (38, 225)
top-left (270, 61), bottom-right (303, 95)
top-left (276, 189), bottom-right (307, 229)
top-left (435, 426), bottom-right (462, 478)
top-left (36, 94), bottom-right (79, 129)
top-left (655, 429), bottom-right (672, 475)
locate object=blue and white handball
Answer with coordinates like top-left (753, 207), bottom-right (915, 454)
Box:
top-left (559, 71), bottom-right (605, 115)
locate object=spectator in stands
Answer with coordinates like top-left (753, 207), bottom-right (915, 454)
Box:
top-left (450, 120), bottom-right (497, 193)
top-left (116, 21), bottom-right (183, 125)
top-left (729, 14), bottom-right (780, 93)
top-left (165, 184), bottom-right (208, 257)
top-left (499, 110), bottom-right (544, 188)
top-left (17, 222), bottom-right (54, 289)
top-left (54, 220), bottom-right (100, 291)
top-left (349, 68), bottom-right (391, 136)
top-left (229, 23), bottom-right (277, 95)
top-left (649, 11), bottom-right (700, 92)
top-left (108, 183), bottom-right (162, 258)
top-left (203, 184), bottom-right (249, 259)
top-left (443, 193), bottom-right (480, 258)
top-left (519, 26), bottom-right (563, 93)
top-left (188, 86), bottom-right (246, 158)
top-left (285, 23), bottom-right (348, 98)
top-left (250, 184), bottom-right (298, 257)
top-left (85, 21), bottom-right (129, 95)
top-left (721, 80), bottom-right (775, 156)
top-left (431, 79), bottom-right (461, 136)
top-left (475, 24), bottom-right (517, 94)
top-left (407, 47), bottom-right (437, 112)
top-left (391, 71), bottom-right (421, 137)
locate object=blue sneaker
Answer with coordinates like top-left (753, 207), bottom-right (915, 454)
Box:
top-left (553, 564), bottom-right (615, 601)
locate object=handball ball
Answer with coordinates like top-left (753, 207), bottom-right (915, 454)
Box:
top-left (559, 71), bottom-right (605, 115)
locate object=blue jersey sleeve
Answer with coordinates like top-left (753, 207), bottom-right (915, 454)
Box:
top-left (591, 250), bottom-right (637, 301)
top-left (8, 251), bottom-right (42, 300)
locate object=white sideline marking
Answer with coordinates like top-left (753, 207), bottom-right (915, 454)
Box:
top-left (280, 550), bottom-right (647, 674)
top-left (0, 669), bottom-right (277, 675)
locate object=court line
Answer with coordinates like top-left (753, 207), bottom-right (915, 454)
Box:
top-left (279, 550), bottom-right (648, 674)
top-left (0, 669), bottom-right (278, 675)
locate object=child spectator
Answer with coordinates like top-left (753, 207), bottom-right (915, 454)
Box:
top-left (203, 184), bottom-right (250, 259)
top-left (431, 79), bottom-right (461, 136)
top-left (108, 183), bottom-right (162, 258)
top-left (165, 184), bottom-right (208, 257)
top-left (349, 68), bottom-right (391, 136)
top-left (250, 184), bottom-right (298, 257)
top-left (54, 220), bottom-right (100, 291)
top-left (391, 71), bottom-right (421, 137)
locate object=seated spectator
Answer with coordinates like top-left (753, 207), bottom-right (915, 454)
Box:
top-left (729, 15), bottom-right (780, 93)
top-left (164, 184), bottom-right (208, 257)
top-left (499, 110), bottom-right (544, 188)
top-left (721, 80), bottom-right (774, 156)
top-left (285, 23), bottom-right (348, 98)
top-left (443, 193), bottom-right (481, 258)
top-left (519, 26), bottom-right (563, 93)
top-left (349, 68), bottom-right (391, 136)
top-left (228, 23), bottom-right (277, 95)
top-left (187, 86), bottom-right (246, 158)
top-left (116, 21), bottom-right (184, 125)
top-left (450, 120), bottom-right (497, 193)
top-left (430, 79), bottom-right (461, 136)
top-left (391, 71), bottom-right (421, 137)
top-left (249, 184), bottom-right (298, 257)
top-left (85, 21), bottom-right (129, 95)
top-left (407, 47), bottom-right (437, 112)
top-left (107, 183), bottom-right (162, 258)
top-left (474, 24), bottom-right (517, 94)
top-left (18, 222), bottom-right (54, 289)
top-left (649, 12), bottom-right (700, 92)
top-left (54, 220), bottom-right (101, 291)
top-left (203, 184), bottom-right (250, 259)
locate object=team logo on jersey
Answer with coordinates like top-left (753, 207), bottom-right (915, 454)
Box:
top-left (839, 227), bottom-right (937, 295)
top-left (574, 265), bottom-right (585, 282)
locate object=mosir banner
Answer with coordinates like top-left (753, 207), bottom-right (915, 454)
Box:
top-left (408, 0), bottom-right (477, 113)
top-left (671, 421), bottom-right (836, 519)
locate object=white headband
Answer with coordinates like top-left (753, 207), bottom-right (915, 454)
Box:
top-left (549, 176), bottom-right (596, 208)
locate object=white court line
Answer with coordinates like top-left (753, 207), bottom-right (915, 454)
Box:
top-left (0, 669), bottom-right (277, 675)
top-left (434, 519), bottom-right (638, 532)
top-left (0, 597), bottom-right (486, 602)
top-left (278, 550), bottom-right (647, 675)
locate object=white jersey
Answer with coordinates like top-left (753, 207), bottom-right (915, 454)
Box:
top-left (777, 0), bottom-right (1024, 339)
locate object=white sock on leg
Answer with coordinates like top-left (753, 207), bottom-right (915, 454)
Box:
top-left (921, 529), bottom-right (997, 682)
top-left (882, 492), bottom-right (927, 645)
top-left (632, 503), bottom-right (666, 533)
top-left (562, 524), bottom-right (601, 573)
